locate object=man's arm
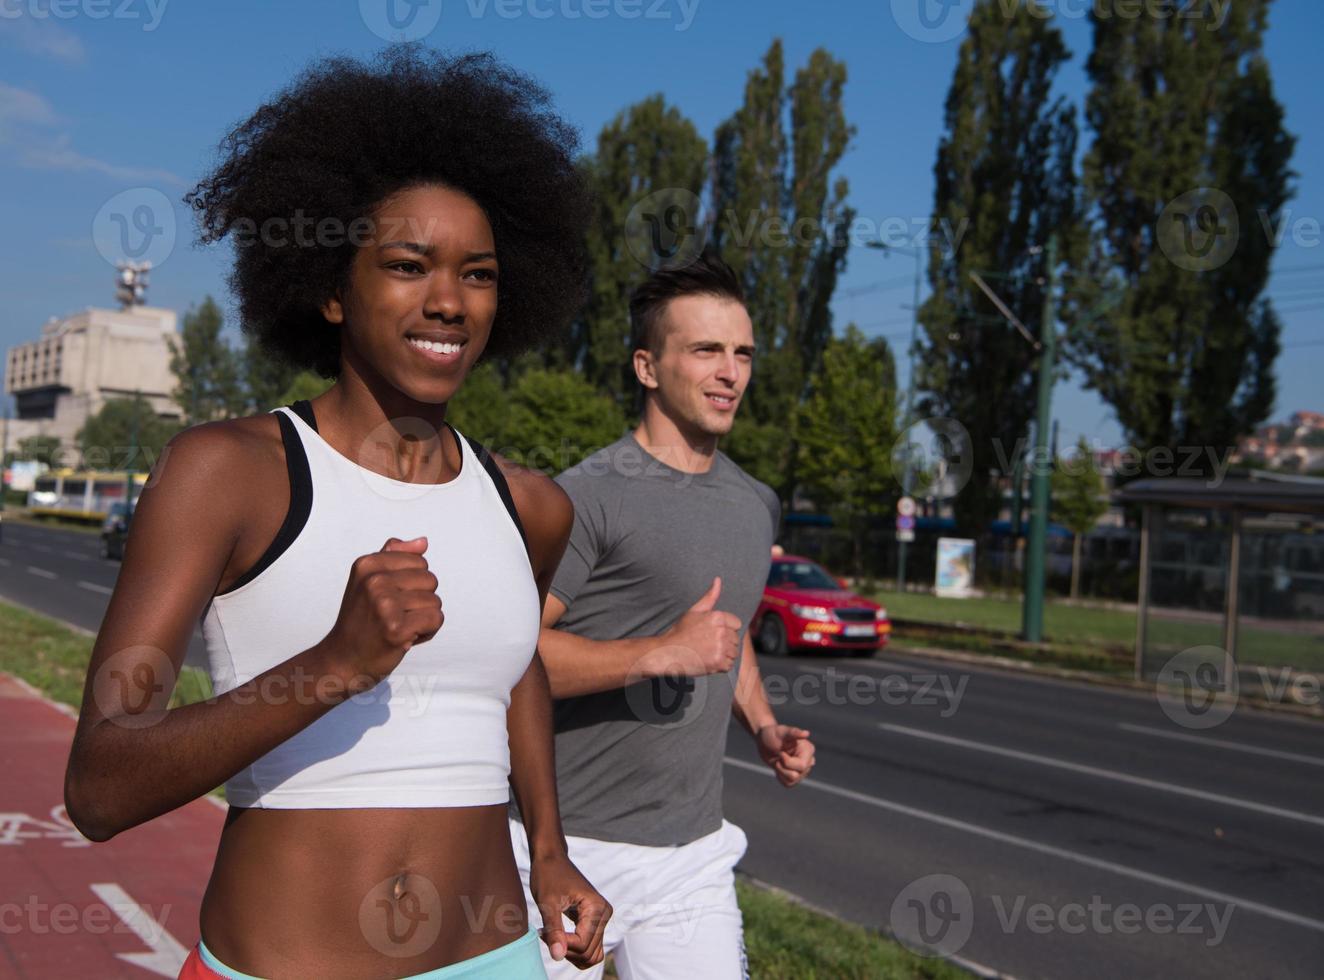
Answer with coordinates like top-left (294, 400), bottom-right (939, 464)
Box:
top-left (732, 632), bottom-right (816, 788)
top-left (538, 578), bottom-right (740, 699)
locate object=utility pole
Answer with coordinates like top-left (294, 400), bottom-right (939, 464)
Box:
top-left (126, 389), bottom-right (141, 511)
top-left (866, 239), bottom-right (923, 593)
top-left (1021, 235), bottom-right (1059, 643)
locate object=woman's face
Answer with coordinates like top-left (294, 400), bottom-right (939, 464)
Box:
top-left (323, 183), bottom-right (498, 405)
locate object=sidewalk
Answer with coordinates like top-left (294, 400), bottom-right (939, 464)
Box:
top-left (0, 672), bottom-right (223, 979)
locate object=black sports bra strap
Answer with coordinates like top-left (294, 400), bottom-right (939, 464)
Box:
top-left (290, 399), bottom-right (318, 431)
top-left (465, 436), bottom-right (530, 557)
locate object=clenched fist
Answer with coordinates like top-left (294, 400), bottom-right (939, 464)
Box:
top-left (318, 536), bottom-right (443, 694)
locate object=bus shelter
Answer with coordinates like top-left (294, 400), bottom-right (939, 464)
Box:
top-left (1119, 474), bottom-right (1324, 703)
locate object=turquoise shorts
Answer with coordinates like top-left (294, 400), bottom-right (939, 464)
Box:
top-left (191, 929), bottom-right (546, 979)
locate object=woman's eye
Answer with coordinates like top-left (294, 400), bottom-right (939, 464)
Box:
top-left (388, 261), bottom-right (424, 274)
top-left (466, 268), bottom-right (497, 282)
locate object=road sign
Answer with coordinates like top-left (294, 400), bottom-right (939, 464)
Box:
top-left (896, 528), bottom-right (915, 543)
top-left (896, 515), bottom-right (916, 531)
top-left (897, 496), bottom-right (917, 517)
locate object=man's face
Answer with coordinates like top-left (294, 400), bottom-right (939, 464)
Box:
top-left (639, 294), bottom-right (755, 437)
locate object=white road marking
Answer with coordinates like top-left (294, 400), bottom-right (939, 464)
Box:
top-left (90, 883), bottom-right (188, 977)
top-left (879, 722), bottom-right (1324, 828)
top-left (1117, 722), bottom-right (1324, 769)
top-left (78, 581), bottom-right (113, 596)
top-left (63, 549), bottom-right (92, 561)
top-left (26, 566), bottom-right (56, 579)
top-left (724, 756), bottom-right (1324, 935)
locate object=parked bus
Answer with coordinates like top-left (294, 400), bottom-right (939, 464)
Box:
top-left (27, 471), bottom-right (148, 522)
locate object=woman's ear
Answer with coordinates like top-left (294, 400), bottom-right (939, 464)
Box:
top-left (321, 293), bottom-right (345, 324)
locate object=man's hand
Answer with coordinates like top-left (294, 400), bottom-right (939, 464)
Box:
top-left (649, 577), bottom-right (741, 678)
top-left (756, 724), bottom-right (815, 787)
top-left (529, 853), bottom-right (612, 970)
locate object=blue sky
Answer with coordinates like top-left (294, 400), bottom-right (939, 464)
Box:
top-left (1, 0), bottom-right (1320, 451)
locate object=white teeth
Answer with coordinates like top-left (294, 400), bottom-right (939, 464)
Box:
top-left (408, 338), bottom-right (463, 354)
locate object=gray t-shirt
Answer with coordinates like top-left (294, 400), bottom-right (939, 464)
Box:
top-left (541, 433), bottom-right (779, 846)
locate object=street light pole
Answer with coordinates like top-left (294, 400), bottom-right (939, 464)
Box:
top-left (867, 239), bottom-right (923, 593)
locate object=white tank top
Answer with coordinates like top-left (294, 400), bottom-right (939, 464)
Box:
top-left (200, 402), bottom-right (540, 809)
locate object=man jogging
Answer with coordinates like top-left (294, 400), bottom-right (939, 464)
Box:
top-left (511, 250), bottom-right (816, 978)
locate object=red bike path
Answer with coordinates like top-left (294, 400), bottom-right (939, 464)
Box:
top-left (0, 672), bottom-right (223, 979)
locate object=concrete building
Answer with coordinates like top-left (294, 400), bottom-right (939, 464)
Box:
top-left (3, 304), bottom-right (180, 463)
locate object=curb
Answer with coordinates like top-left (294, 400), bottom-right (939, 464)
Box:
top-left (736, 871), bottom-right (1016, 979)
top-left (886, 642), bottom-right (1324, 723)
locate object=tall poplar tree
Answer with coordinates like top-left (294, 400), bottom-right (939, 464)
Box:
top-left (576, 96), bottom-right (707, 401)
top-left (1066, 0), bottom-right (1295, 470)
top-left (709, 40), bottom-right (856, 497)
top-left (917, 0), bottom-right (1080, 534)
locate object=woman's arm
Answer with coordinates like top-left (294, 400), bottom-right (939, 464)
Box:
top-left (500, 459), bottom-right (611, 969)
top-left (64, 421), bottom-right (439, 841)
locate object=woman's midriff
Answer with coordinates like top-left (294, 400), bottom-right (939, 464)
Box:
top-left (198, 803), bottom-right (529, 979)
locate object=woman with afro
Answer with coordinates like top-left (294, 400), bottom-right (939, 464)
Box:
top-left (65, 46), bottom-right (610, 978)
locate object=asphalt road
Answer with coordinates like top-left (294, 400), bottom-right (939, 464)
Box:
top-left (725, 651), bottom-right (1324, 979)
top-left (0, 518), bottom-right (208, 669)
top-left (3, 519), bottom-right (1321, 978)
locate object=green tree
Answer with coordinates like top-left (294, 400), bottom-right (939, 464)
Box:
top-left (170, 297), bottom-right (245, 425)
top-left (277, 370), bottom-right (335, 407)
top-left (917, 0), bottom-right (1080, 536)
top-left (1065, 0), bottom-right (1295, 473)
top-left (796, 325), bottom-right (898, 572)
top-left (76, 395), bottom-right (180, 472)
top-left (709, 40), bottom-right (856, 501)
top-left (498, 368), bottom-right (626, 474)
top-left (445, 362), bottom-right (509, 445)
top-left (577, 96), bottom-right (708, 400)
top-left (1051, 437), bottom-right (1109, 599)
top-left (15, 434), bottom-right (62, 467)
top-left (242, 335), bottom-right (301, 414)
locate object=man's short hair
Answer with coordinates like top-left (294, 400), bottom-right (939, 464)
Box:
top-left (629, 250), bottom-right (746, 355)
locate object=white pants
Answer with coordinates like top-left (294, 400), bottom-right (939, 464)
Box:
top-left (509, 818), bottom-right (749, 980)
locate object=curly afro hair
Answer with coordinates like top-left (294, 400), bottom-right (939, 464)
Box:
top-left (185, 46), bottom-right (591, 379)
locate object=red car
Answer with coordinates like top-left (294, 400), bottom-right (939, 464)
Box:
top-left (754, 555), bottom-right (891, 657)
